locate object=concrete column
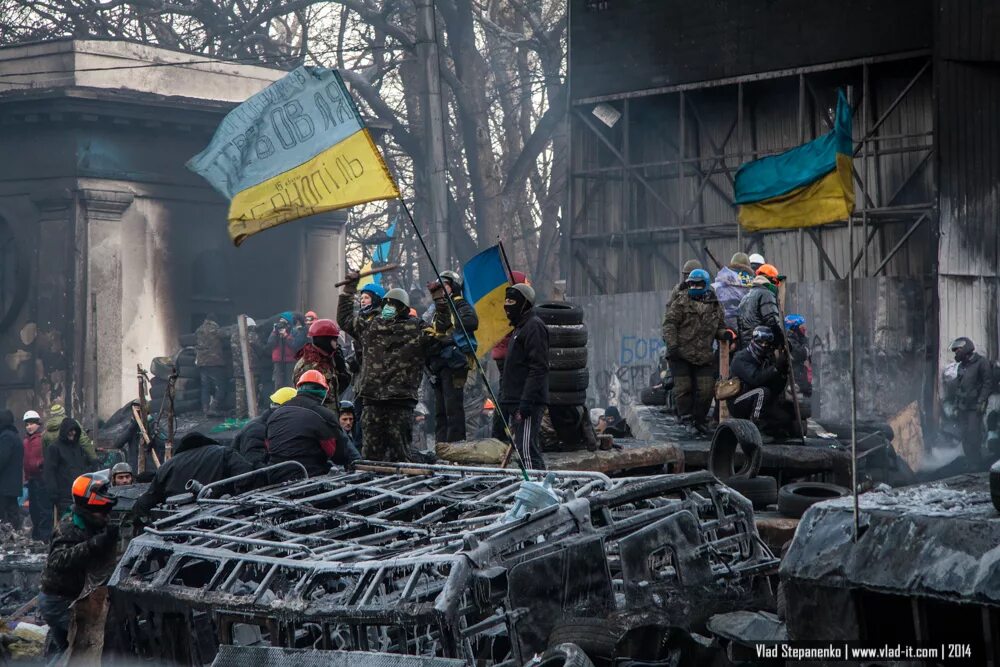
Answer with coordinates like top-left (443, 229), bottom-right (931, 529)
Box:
top-left (300, 213), bottom-right (347, 320)
top-left (30, 191), bottom-right (76, 418)
top-left (79, 188), bottom-right (133, 420)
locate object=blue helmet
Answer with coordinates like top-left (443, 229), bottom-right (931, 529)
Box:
top-left (784, 314), bottom-right (805, 330)
top-left (686, 268), bottom-right (711, 297)
top-left (360, 283), bottom-right (386, 299)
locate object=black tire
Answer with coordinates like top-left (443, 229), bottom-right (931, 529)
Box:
top-left (727, 475), bottom-right (778, 510)
top-left (709, 419), bottom-right (763, 481)
top-left (547, 324), bottom-right (588, 348)
top-left (989, 460), bottom-right (1000, 512)
top-left (171, 398), bottom-right (201, 414)
top-left (150, 356), bottom-right (174, 379)
top-left (178, 366), bottom-right (200, 379)
top-left (178, 333), bottom-right (197, 347)
top-left (549, 390), bottom-right (587, 407)
top-left (174, 347), bottom-right (197, 366)
top-left (549, 346), bottom-right (588, 371)
top-left (536, 301), bottom-right (584, 326)
top-left (174, 378), bottom-right (199, 391)
top-left (640, 386), bottom-right (666, 406)
top-left (537, 643), bottom-right (595, 667)
top-left (778, 482), bottom-right (851, 518)
top-left (549, 368), bottom-right (590, 392)
top-left (548, 618), bottom-right (624, 665)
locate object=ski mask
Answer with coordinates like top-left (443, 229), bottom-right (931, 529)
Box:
top-left (504, 286), bottom-right (529, 325)
top-left (314, 336), bottom-right (335, 355)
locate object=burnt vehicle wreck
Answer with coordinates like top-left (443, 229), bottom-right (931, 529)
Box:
top-left (107, 463), bottom-right (777, 664)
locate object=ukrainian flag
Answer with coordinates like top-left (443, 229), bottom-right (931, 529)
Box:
top-left (359, 221), bottom-right (396, 289)
top-left (735, 90), bottom-right (854, 231)
top-left (462, 246), bottom-right (511, 356)
top-left (187, 66), bottom-right (399, 245)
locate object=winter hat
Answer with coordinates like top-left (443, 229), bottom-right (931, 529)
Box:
top-left (49, 404), bottom-right (66, 419)
top-left (730, 252), bottom-right (751, 270)
top-left (681, 259), bottom-right (702, 274)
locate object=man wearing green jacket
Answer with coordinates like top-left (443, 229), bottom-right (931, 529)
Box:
top-left (41, 404), bottom-right (97, 460)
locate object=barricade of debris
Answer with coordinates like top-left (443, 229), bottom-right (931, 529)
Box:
top-left (108, 463), bottom-right (778, 665)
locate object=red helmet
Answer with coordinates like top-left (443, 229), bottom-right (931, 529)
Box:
top-left (511, 271), bottom-right (527, 285)
top-left (308, 318), bottom-right (340, 338)
top-left (296, 369), bottom-right (329, 389)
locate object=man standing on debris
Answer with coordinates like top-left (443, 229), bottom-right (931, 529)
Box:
top-left (0, 410), bottom-right (23, 528)
top-left (737, 269), bottom-right (783, 349)
top-left (268, 314), bottom-right (299, 390)
top-left (785, 315), bottom-right (813, 397)
top-left (950, 337), bottom-right (993, 466)
top-left (338, 275), bottom-right (451, 462)
top-left (499, 284), bottom-right (549, 469)
top-left (233, 386), bottom-right (296, 469)
top-left (426, 270), bottom-right (479, 443)
top-left (39, 473), bottom-right (120, 661)
top-left (132, 432), bottom-right (255, 518)
top-left (663, 268), bottom-right (734, 435)
top-left (728, 327), bottom-right (803, 437)
top-left (491, 270), bottom-right (527, 439)
top-left (44, 418), bottom-right (100, 519)
top-left (265, 371), bottom-right (360, 480)
top-left (195, 313), bottom-right (228, 416)
top-left (293, 318), bottom-right (352, 410)
top-left (42, 404), bottom-right (97, 461)
top-left (23, 410), bottom-right (52, 540)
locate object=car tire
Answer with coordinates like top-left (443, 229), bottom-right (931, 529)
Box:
top-left (536, 301), bottom-right (584, 326)
top-left (174, 347), bottom-right (197, 366)
top-left (640, 386), bottom-right (666, 406)
top-left (548, 390), bottom-right (587, 407)
top-left (547, 324), bottom-right (588, 348)
top-left (178, 366), bottom-right (200, 380)
top-left (989, 460), bottom-right (1000, 512)
top-left (549, 346), bottom-right (588, 370)
top-left (777, 482), bottom-right (851, 518)
top-left (727, 475), bottom-right (778, 510)
top-left (708, 419), bottom-right (763, 481)
top-left (549, 368), bottom-right (590, 392)
top-left (548, 618), bottom-right (625, 665)
top-left (174, 378), bottom-right (199, 391)
top-left (536, 643), bottom-right (595, 667)
top-left (150, 356), bottom-right (174, 379)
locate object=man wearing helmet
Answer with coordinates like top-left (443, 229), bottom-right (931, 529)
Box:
top-left (728, 326), bottom-right (803, 437)
top-left (293, 318), bottom-right (352, 409)
top-left (265, 371), bottom-right (360, 480)
top-left (950, 337), bottom-right (992, 466)
top-left (110, 462), bottom-right (134, 487)
top-left (665, 259), bottom-right (703, 310)
top-left (39, 473), bottom-right (120, 659)
top-left (736, 266), bottom-right (784, 349)
top-left (663, 268), bottom-right (734, 435)
top-left (23, 410), bottom-right (52, 540)
top-left (233, 386), bottom-right (296, 469)
top-left (425, 269), bottom-right (479, 443)
top-left (338, 272), bottom-right (451, 462)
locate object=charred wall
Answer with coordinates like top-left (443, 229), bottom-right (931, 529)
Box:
top-left (569, 0), bottom-right (933, 102)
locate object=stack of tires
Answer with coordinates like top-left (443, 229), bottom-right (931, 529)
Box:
top-left (148, 348), bottom-right (201, 415)
top-left (535, 302), bottom-right (589, 406)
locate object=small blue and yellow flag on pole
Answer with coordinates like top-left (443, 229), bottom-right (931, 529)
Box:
top-left (462, 246), bottom-right (512, 356)
top-left (735, 90), bottom-right (854, 231)
top-left (187, 66), bottom-right (400, 245)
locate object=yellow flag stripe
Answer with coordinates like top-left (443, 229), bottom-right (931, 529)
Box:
top-left (228, 128), bottom-right (400, 245)
top-left (738, 153), bottom-right (855, 232)
top-left (473, 283), bottom-right (513, 357)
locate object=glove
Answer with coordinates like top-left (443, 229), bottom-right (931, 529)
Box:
top-left (666, 347), bottom-right (681, 362)
top-left (92, 524), bottom-right (120, 550)
top-left (720, 328), bottom-right (736, 342)
top-left (342, 269), bottom-right (361, 294)
top-left (427, 280), bottom-right (446, 299)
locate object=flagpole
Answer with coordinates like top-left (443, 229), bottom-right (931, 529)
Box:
top-left (399, 198), bottom-right (529, 478)
top-left (496, 235), bottom-right (516, 283)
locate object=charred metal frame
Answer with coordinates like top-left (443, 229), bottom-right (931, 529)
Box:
top-left (110, 465), bottom-right (777, 665)
top-left (568, 51), bottom-right (935, 292)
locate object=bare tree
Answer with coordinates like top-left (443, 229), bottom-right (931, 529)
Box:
top-left (0, 0), bottom-right (567, 292)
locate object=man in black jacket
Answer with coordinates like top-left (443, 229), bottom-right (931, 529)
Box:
top-left (132, 432), bottom-right (254, 518)
top-left (45, 418), bottom-right (100, 518)
top-left (728, 326), bottom-right (803, 438)
top-left (232, 386), bottom-right (297, 468)
top-left (426, 270), bottom-right (479, 443)
top-left (39, 473), bottom-right (119, 660)
top-left (951, 337), bottom-right (993, 466)
top-left (265, 371), bottom-right (361, 482)
top-left (0, 410), bottom-right (23, 528)
top-left (499, 284), bottom-right (549, 469)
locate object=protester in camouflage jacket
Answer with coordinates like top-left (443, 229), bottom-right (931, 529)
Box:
top-left (195, 316), bottom-right (225, 367)
top-left (293, 331), bottom-right (352, 410)
top-left (337, 278), bottom-right (451, 461)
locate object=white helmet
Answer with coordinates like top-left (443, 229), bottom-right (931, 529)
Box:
top-left (748, 253), bottom-right (766, 265)
top-left (23, 410), bottom-right (41, 422)
top-left (245, 317), bottom-right (256, 327)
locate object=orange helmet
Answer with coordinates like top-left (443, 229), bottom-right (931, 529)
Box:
top-left (755, 264), bottom-right (780, 282)
top-left (72, 473), bottom-right (117, 511)
top-left (296, 369), bottom-right (329, 389)
top-left (484, 399), bottom-right (496, 410)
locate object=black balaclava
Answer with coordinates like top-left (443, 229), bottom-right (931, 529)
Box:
top-left (314, 335), bottom-right (335, 355)
top-left (504, 287), bottom-right (529, 325)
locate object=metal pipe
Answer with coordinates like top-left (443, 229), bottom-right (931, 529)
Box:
top-left (188, 460), bottom-right (307, 499)
top-left (352, 460), bottom-right (614, 487)
top-left (145, 528), bottom-right (316, 556)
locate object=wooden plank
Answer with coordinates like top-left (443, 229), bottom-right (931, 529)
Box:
top-left (543, 442), bottom-right (684, 474)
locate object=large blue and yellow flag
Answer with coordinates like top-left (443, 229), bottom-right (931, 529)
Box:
top-left (735, 90), bottom-right (854, 231)
top-left (462, 246), bottom-right (512, 356)
top-left (187, 66), bottom-right (400, 245)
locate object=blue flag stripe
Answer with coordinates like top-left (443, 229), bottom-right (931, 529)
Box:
top-left (462, 246), bottom-right (509, 304)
